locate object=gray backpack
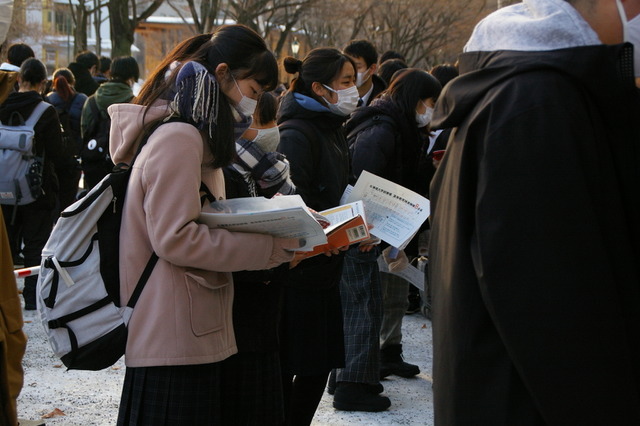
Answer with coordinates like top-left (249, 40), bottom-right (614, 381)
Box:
top-left (0, 101), bottom-right (50, 206)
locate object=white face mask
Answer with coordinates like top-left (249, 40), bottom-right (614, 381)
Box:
top-left (233, 75), bottom-right (258, 117)
top-left (416, 102), bottom-right (434, 128)
top-left (322, 84), bottom-right (359, 116)
top-left (616, 0), bottom-right (640, 77)
top-left (356, 69), bottom-right (371, 88)
top-left (250, 126), bottom-right (280, 153)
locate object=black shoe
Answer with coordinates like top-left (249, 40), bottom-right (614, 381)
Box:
top-left (380, 344), bottom-right (420, 378)
top-left (333, 383), bottom-right (391, 412)
top-left (330, 375), bottom-right (383, 395)
top-left (368, 383), bottom-right (384, 394)
top-left (380, 366), bottom-right (393, 380)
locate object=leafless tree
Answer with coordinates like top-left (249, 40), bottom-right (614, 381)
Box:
top-left (68, 0), bottom-right (106, 54)
top-left (166, 0), bottom-right (222, 35)
top-left (298, 0), bottom-right (489, 68)
top-left (109, 0), bottom-right (165, 57)
top-left (171, 0), bottom-right (318, 59)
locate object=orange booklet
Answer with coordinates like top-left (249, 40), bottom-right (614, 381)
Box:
top-left (299, 203), bottom-right (370, 258)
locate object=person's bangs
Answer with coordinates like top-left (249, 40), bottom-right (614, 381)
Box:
top-left (239, 50), bottom-right (279, 91)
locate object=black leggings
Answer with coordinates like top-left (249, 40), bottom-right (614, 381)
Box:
top-left (282, 371), bottom-right (330, 426)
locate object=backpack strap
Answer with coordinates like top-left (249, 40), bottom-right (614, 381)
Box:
top-left (22, 101), bottom-right (50, 129)
top-left (87, 96), bottom-right (107, 119)
top-left (84, 96), bottom-right (105, 143)
top-left (126, 253), bottom-right (159, 308)
top-left (346, 114), bottom-right (396, 142)
top-left (200, 182), bottom-right (216, 206)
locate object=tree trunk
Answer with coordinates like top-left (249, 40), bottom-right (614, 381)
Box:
top-left (109, 0), bottom-right (134, 57)
top-left (94, 0), bottom-right (102, 55)
top-left (73, 6), bottom-right (88, 54)
top-left (109, 0), bottom-right (164, 58)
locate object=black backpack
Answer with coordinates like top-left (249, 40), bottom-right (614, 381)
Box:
top-left (81, 96), bottom-right (113, 164)
top-left (54, 95), bottom-right (82, 168)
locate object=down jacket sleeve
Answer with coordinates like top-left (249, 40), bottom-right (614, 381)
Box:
top-left (349, 122), bottom-right (396, 180)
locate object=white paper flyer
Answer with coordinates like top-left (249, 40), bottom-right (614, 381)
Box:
top-left (345, 171), bottom-right (430, 249)
top-left (377, 255), bottom-right (425, 291)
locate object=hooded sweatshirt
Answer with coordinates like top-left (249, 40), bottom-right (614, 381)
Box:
top-left (429, 0), bottom-right (640, 424)
top-left (464, 0), bottom-right (600, 52)
top-left (81, 81), bottom-right (133, 139)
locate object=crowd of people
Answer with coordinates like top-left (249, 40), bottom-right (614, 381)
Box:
top-left (2, 0), bottom-right (640, 424)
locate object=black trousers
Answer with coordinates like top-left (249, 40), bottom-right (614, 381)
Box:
top-left (1, 204), bottom-right (54, 305)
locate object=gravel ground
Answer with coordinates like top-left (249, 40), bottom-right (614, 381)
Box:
top-left (16, 278), bottom-right (434, 425)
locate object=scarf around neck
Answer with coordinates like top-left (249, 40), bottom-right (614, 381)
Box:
top-left (232, 138), bottom-right (296, 198)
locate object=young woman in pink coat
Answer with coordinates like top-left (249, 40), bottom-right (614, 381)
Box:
top-left (109, 25), bottom-right (300, 425)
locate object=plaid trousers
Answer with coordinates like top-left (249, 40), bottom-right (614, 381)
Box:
top-left (335, 245), bottom-right (383, 384)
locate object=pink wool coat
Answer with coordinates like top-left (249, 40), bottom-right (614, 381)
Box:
top-left (109, 102), bottom-right (277, 368)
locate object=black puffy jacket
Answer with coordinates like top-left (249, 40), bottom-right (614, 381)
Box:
top-left (277, 91), bottom-right (350, 211)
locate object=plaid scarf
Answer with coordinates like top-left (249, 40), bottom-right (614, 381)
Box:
top-left (232, 138), bottom-right (296, 198)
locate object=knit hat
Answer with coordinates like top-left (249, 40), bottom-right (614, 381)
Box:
top-left (170, 61), bottom-right (220, 137)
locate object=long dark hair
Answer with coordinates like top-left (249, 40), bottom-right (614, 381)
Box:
top-left (135, 25), bottom-right (278, 168)
top-left (255, 92), bottom-right (277, 125)
top-left (283, 48), bottom-right (356, 105)
top-left (384, 69), bottom-right (441, 126)
top-left (136, 33), bottom-right (213, 106)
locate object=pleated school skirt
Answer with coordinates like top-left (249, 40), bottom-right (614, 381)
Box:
top-left (219, 351), bottom-right (284, 425)
top-left (117, 363), bottom-right (222, 426)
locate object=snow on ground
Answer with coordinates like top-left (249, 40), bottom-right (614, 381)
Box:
top-left (16, 278), bottom-right (434, 425)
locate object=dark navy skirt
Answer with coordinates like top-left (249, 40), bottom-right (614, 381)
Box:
top-left (117, 363), bottom-right (222, 426)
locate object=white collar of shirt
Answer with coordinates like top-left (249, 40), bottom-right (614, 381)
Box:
top-left (360, 83), bottom-right (375, 106)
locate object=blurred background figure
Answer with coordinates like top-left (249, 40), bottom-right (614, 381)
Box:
top-left (46, 68), bottom-right (87, 211)
top-left (80, 55), bottom-right (139, 191)
top-left (68, 50), bottom-right (99, 96)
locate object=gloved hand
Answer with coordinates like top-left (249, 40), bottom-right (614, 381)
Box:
top-left (382, 246), bottom-right (409, 272)
top-left (266, 237), bottom-right (303, 269)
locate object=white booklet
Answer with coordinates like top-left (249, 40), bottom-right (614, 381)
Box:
top-left (198, 195), bottom-right (327, 251)
top-left (344, 171), bottom-right (430, 250)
